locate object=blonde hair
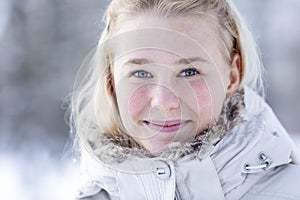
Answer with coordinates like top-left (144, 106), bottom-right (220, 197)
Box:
top-left (69, 0), bottom-right (265, 152)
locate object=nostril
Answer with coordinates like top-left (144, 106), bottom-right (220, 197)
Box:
top-left (150, 94), bottom-right (180, 110)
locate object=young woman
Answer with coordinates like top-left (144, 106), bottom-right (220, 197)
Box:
top-left (70, 0), bottom-right (300, 199)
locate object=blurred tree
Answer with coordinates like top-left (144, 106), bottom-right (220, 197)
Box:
top-left (236, 0), bottom-right (300, 131)
top-left (0, 0), bottom-right (107, 154)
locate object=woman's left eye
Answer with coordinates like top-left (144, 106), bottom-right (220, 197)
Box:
top-left (178, 68), bottom-right (200, 77)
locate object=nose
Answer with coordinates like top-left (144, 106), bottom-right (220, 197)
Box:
top-left (150, 85), bottom-right (180, 111)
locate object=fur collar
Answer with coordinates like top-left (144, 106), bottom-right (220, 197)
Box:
top-left (91, 89), bottom-right (245, 164)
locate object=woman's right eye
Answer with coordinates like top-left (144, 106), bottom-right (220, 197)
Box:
top-left (132, 70), bottom-right (153, 78)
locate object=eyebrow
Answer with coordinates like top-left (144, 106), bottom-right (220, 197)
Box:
top-left (124, 58), bottom-right (150, 66)
top-left (175, 57), bottom-right (208, 65)
top-left (123, 56), bottom-right (208, 66)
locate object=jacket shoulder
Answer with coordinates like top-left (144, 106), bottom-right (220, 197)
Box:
top-left (243, 164), bottom-right (300, 200)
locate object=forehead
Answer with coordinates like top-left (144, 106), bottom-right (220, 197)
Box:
top-left (106, 15), bottom-right (225, 66)
top-left (115, 14), bottom-right (219, 38)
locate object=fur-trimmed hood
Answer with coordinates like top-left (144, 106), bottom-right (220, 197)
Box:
top-left (91, 88), bottom-right (245, 164)
top-left (77, 87), bottom-right (300, 200)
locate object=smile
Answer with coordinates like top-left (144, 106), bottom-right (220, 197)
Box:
top-left (142, 120), bottom-right (189, 133)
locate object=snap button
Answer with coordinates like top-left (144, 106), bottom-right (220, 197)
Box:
top-left (272, 131), bottom-right (279, 137)
top-left (154, 160), bottom-right (171, 180)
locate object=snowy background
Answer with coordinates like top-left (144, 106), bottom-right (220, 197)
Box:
top-left (0, 0), bottom-right (300, 199)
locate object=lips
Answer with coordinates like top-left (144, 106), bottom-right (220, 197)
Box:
top-left (142, 120), bottom-right (188, 133)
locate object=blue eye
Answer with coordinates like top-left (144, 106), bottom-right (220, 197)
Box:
top-left (179, 68), bottom-right (199, 77)
top-left (132, 70), bottom-right (153, 78)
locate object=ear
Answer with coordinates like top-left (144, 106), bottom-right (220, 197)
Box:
top-left (226, 54), bottom-right (241, 94)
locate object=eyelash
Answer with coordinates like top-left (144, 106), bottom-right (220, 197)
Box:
top-left (178, 68), bottom-right (200, 77)
top-left (130, 68), bottom-right (200, 79)
top-left (131, 70), bottom-right (153, 78)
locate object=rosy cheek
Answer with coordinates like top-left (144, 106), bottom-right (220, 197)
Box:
top-left (127, 86), bottom-right (150, 121)
top-left (191, 79), bottom-right (211, 105)
top-left (190, 79), bottom-right (212, 122)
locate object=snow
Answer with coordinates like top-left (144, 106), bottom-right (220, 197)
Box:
top-left (0, 150), bottom-right (80, 200)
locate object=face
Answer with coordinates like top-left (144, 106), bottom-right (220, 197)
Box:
top-left (110, 15), bottom-right (240, 153)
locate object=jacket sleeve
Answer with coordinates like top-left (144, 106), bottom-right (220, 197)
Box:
top-left (75, 181), bottom-right (118, 200)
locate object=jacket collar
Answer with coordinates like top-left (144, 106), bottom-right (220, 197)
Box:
top-left (211, 87), bottom-right (300, 197)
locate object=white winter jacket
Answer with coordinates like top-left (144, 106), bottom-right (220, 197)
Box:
top-left (76, 87), bottom-right (300, 200)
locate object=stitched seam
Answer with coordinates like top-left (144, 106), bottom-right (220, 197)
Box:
top-left (248, 189), bottom-right (300, 200)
